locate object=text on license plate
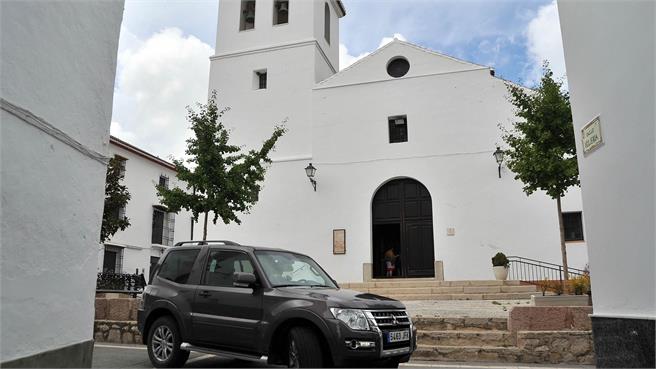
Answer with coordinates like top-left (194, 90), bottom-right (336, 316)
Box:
top-left (386, 330), bottom-right (410, 343)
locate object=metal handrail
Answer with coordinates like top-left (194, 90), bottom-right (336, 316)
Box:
top-left (96, 272), bottom-right (146, 297)
top-left (506, 256), bottom-right (586, 288)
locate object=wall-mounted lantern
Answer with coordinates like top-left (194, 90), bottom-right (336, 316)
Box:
top-left (493, 147), bottom-right (505, 178)
top-left (305, 163), bottom-right (317, 191)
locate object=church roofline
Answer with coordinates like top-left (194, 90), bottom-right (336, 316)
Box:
top-left (315, 38), bottom-right (534, 90)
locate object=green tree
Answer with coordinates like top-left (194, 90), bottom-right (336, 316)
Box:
top-left (501, 62), bottom-right (579, 280)
top-left (156, 91), bottom-right (286, 240)
top-left (101, 156), bottom-right (131, 242)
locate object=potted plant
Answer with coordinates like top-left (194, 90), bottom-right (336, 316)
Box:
top-left (491, 252), bottom-right (509, 280)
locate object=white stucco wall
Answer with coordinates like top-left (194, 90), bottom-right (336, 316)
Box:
top-left (0, 1), bottom-right (123, 363)
top-left (98, 142), bottom-right (193, 278)
top-left (558, 0), bottom-right (655, 319)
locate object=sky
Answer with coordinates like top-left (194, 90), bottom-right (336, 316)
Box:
top-left (110, 0), bottom-right (567, 160)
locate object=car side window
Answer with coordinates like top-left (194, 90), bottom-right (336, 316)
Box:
top-left (203, 250), bottom-right (255, 287)
top-left (157, 249), bottom-right (200, 284)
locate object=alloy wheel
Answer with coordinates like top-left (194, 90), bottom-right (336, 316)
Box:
top-left (288, 338), bottom-right (299, 368)
top-left (152, 325), bottom-right (174, 362)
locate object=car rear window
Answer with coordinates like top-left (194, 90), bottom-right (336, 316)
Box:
top-left (157, 249), bottom-right (199, 284)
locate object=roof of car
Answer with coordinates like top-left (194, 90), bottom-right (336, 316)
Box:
top-left (172, 241), bottom-right (302, 254)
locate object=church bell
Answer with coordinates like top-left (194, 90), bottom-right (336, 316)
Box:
top-left (278, 1), bottom-right (288, 14)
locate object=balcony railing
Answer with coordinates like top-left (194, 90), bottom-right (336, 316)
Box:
top-left (96, 272), bottom-right (146, 297)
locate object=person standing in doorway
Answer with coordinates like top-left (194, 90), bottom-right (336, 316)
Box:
top-left (384, 247), bottom-right (399, 277)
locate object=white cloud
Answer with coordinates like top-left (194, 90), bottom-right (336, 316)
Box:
top-left (339, 33), bottom-right (408, 70)
top-left (378, 33), bottom-right (407, 48)
top-left (110, 121), bottom-right (136, 142)
top-left (525, 1), bottom-right (567, 87)
top-left (111, 27), bottom-right (213, 160)
top-left (339, 43), bottom-right (369, 70)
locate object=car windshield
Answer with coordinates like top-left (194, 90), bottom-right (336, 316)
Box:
top-left (254, 250), bottom-right (337, 288)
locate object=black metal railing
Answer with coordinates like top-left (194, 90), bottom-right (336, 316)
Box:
top-left (96, 272), bottom-right (146, 296)
top-left (507, 256), bottom-right (586, 286)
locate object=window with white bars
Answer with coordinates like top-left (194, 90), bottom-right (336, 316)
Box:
top-left (152, 207), bottom-right (175, 246)
top-left (103, 245), bottom-right (124, 273)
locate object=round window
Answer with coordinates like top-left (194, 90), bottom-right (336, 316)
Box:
top-left (387, 57), bottom-right (410, 78)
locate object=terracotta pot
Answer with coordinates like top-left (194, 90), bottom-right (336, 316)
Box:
top-left (493, 265), bottom-right (509, 280)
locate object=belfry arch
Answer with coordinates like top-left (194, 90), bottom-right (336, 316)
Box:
top-left (371, 178), bottom-right (435, 278)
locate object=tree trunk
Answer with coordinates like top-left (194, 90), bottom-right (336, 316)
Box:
top-left (556, 196), bottom-right (570, 280)
top-left (203, 211), bottom-right (208, 241)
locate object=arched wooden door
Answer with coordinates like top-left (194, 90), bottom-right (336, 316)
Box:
top-left (372, 178), bottom-right (435, 278)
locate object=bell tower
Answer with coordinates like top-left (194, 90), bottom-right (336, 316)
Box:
top-left (208, 0), bottom-right (346, 158)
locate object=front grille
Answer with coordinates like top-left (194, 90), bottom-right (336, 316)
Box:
top-left (368, 310), bottom-right (411, 327)
top-left (365, 310), bottom-right (412, 352)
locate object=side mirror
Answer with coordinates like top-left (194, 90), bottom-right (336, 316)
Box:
top-left (233, 272), bottom-right (257, 288)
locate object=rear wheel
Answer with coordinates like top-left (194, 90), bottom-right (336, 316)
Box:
top-left (147, 316), bottom-right (189, 368)
top-left (287, 326), bottom-right (324, 368)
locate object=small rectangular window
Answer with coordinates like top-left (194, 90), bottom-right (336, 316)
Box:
top-left (158, 249), bottom-right (200, 284)
top-left (103, 245), bottom-right (123, 273)
top-left (273, 0), bottom-right (289, 25)
top-left (563, 211), bottom-right (584, 241)
top-left (388, 115), bottom-right (408, 143)
top-left (240, 0), bottom-right (256, 31)
top-left (253, 69), bottom-right (267, 90)
top-left (203, 250), bottom-right (255, 287)
top-left (158, 175), bottom-right (169, 189)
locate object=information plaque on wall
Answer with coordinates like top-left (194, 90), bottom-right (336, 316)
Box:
top-left (582, 116), bottom-right (603, 155)
top-left (333, 229), bottom-right (345, 254)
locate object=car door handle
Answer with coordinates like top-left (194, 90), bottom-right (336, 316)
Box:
top-left (198, 290), bottom-right (211, 298)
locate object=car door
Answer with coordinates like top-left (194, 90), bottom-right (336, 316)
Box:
top-left (190, 249), bottom-right (263, 352)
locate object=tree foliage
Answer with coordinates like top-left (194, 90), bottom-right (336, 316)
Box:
top-left (502, 63), bottom-right (579, 199)
top-left (101, 156), bottom-right (131, 242)
top-left (156, 91), bottom-right (286, 239)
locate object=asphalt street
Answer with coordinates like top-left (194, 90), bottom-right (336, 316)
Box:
top-left (92, 344), bottom-right (592, 369)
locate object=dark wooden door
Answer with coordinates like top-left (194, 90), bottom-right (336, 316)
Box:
top-left (372, 178), bottom-right (435, 278)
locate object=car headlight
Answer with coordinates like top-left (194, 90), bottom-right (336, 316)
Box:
top-left (330, 308), bottom-right (369, 331)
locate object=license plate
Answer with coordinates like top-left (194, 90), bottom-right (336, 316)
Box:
top-left (386, 330), bottom-right (410, 343)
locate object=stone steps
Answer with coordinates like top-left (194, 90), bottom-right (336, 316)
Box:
top-left (413, 317), bottom-right (508, 331)
top-left (342, 279), bottom-right (523, 289)
top-left (376, 292), bottom-right (536, 301)
top-left (414, 344), bottom-right (525, 363)
top-left (362, 285), bottom-right (537, 295)
top-left (417, 330), bottom-right (515, 347)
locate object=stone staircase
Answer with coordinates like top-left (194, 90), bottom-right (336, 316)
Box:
top-left (411, 316), bottom-right (594, 364)
top-left (340, 279), bottom-right (538, 301)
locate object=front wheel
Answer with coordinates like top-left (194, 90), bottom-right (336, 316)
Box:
top-left (147, 316), bottom-right (189, 368)
top-left (288, 326), bottom-right (324, 368)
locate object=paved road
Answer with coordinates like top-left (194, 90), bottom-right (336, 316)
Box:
top-left (92, 343), bottom-right (590, 369)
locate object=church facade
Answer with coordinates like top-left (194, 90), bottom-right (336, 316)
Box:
top-left (205, 0), bottom-right (587, 282)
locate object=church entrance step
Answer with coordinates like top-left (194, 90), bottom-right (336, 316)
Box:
top-left (413, 317), bottom-right (508, 331)
top-left (413, 344), bottom-right (524, 363)
top-left (379, 292), bottom-right (535, 301)
top-left (341, 280), bottom-right (523, 289)
top-left (416, 330), bottom-right (514, 347)
top-left (362, 285), bottom-right (537, 295)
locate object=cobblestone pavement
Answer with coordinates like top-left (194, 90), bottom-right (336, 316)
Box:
top-left (404, 299), bottom-right (533, 318)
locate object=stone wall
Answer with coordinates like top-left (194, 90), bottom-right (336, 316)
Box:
top-left (95, 295), bottom-right (139, 321)
top-left (508, 306), bottom-right (593, 334)
top-left (94, 296), bottom-right (140, 345)
top-left (517, 331), bottom-right (594, 364)
top-left (94, 320), bottom-right (141, 345)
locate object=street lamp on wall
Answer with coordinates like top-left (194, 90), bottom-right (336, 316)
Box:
top-left (493, 147), bottom-right (505, 178)
top-left (305, 163), bottom-right (317, 191)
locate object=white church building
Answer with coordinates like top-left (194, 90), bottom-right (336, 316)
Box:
top-left (200, 0), bottom-right (588, 283)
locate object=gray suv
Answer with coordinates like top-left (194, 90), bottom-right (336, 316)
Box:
top-left (137, 241), bottom-right (416, 368)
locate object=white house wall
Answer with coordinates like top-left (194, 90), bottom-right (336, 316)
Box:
top-left (100, 144), bottom-right (194, 278)
top-left (558, 0), bottom-right (655, 319)
top-left (0, 1), bottom-right (122, 364)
